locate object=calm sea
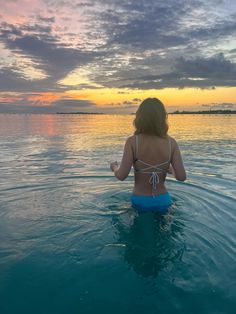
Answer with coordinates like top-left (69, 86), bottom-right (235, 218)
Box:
top-left (0, 114), bottom-right (236, 314)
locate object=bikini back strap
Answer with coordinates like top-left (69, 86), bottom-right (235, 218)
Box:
top-left (135, 135), bottom-right (139, 160)
top-left (168, 136), bottom-right (172, 162)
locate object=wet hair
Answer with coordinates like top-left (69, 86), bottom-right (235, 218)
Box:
top-left (133, 98), bottom-right (168, 137)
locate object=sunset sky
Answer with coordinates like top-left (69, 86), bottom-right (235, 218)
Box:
top-left (0, 0), bottom-right (236, 113)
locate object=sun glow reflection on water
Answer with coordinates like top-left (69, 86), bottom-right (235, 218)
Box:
top-left (0, 113), bottom-right (236, 314)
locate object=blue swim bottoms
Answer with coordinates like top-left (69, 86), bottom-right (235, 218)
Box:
top-left (131, 193), bottom-right (172, 214)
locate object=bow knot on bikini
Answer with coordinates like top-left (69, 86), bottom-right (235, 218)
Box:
top-left (149, 171), bottom-right (159, 190)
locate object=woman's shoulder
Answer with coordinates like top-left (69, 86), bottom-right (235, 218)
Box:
top-left (168, 135), bottom-right (176, 143)
top-left (126, 134), bottom-right (136, 146)
top-left (168, 135), bottom-right (178, 152)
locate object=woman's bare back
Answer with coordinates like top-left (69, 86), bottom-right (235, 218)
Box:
top-left (111, 133), bottom-right (186, 196)
top-left (131, 134), bottom-right (172, 195)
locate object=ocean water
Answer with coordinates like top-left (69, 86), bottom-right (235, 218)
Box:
top-left (0, 113), bottom-right (235, 314)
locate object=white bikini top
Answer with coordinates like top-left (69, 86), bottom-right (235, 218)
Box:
top-left (133, 135), bottom-right (171, 191)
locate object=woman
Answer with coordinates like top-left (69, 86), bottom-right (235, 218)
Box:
top-left (110, 98), bottom-right (186, 213)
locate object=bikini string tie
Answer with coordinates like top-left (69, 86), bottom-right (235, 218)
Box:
top-left (149, 172), bottom-right (159, 190)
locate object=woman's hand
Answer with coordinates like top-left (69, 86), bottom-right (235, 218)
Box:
top-left (110, 161), bottom-right (119, 172)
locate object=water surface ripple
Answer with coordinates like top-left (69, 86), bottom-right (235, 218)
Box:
top-left (0, 114), bottom-right (236, 314)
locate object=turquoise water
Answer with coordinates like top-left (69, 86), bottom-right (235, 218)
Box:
top-left (0, 114), bottom-right (236, 314)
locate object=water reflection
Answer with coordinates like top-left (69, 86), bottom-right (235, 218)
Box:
top-left (112, 211), bottom-right (185, 278)
top-left (1, 114), bottom-right (235, 153)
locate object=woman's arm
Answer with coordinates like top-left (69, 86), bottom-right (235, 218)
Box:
top-left (110, 137), bottom-right (134, 181)
top-left (170, 139), bottom-right (186, 181)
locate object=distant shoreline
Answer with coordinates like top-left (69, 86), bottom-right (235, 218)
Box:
top-left (57, 110), bottom-right (236, 115)
top-left (0, 109), bottom-right (235, 115)
top-left (169, 110), bottom-right (236, 114)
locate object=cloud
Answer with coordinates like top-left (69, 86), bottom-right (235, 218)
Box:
top-left (132, 98), bottom-right (141, 102)
top-left (188, 19), bottom-right (236, 42)
top-left (96, 1), bottom-right (189, 50)
top-left (0, 22), bottom-right (98, 77)
top-left (202, 102), bottom-right (236, 109)
top-left (76, 0), bottom-right (236, 90)
top-left (0, 0), bottom-right (236, 112)
top-left (51, 98), bottom-right (98, 112)
top-left (37, 16), bottom-right (55, 23)
top-left (111, 53), bottom-right (236, 89)
top-left (0, 96), bottom-right (98, 113)
top-left (0, 21), bottom-right (101, 93)
top-left (0, 67), bottom-right (49, 92)
top-left (100, 100), bottom-right (138, 114)
top-left (175, 53), bottom-right (236, 80)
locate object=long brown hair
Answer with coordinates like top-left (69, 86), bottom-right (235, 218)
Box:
top-left (133, 98), bottom-right (168, 137)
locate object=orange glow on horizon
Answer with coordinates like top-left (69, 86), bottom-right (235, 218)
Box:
top-left (66, 86), bottom-right (236, 109)
top-left (27, 92), bottom-right (64, 105)
top-left (1, 87), bottom-right (236, 112)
